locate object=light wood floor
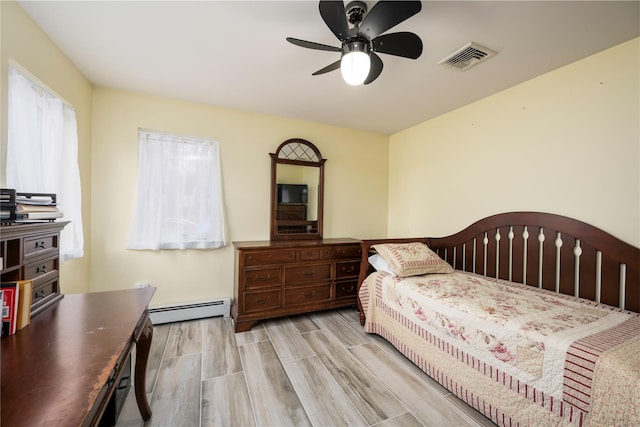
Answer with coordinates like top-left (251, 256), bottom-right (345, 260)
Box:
top-left (115, 308), bottom-right (496, 427)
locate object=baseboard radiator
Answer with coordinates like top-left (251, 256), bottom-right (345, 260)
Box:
top-left (148, 298), bottom-right (230, 325)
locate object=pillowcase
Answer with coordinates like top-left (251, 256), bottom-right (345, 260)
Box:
top-left (372, 242), bottom-right (454, 277)
top-left (368, 254), bottom-right (396, 276)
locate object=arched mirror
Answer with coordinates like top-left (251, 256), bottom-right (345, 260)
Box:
top-left (270, 139), bottom-right (325, 240)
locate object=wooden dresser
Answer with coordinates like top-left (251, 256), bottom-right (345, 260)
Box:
top-left (233, 238), bottom-right (361, 332)
top-left (0, 221), bottom-right (68, 317)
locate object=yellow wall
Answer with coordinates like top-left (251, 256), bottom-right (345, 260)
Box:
top-left (1, 2), bottom-right (92, 293)
top-left (91, 88), bottom-right (388, 306)
top-left (3, 1), bottom-right (638, 308)
top-left (388, 38), bottom-right (640, 248)
top-left (1, 2), bottom-right (388, 306)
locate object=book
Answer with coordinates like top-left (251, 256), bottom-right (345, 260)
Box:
top-left (0, 290), bottom-right (3, 337)
top-left (1, 282), bottom-right (20, 335)
top-left (15, 202), bottom-right (63, 221)
top-left (18, 211), bottom-right (64, 220)
top-left (15, 195), bottom-right (56, 205)
top-left (17, 280), bottom-right (33, 330)
top-left (16, 204), bottom-right (60, 213)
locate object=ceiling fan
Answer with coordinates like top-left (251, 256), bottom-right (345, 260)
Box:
top-left (287, 1), bottom-right (423, 86)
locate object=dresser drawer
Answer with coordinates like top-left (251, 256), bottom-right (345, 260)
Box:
top-left (243, 290), bottom-right (281, 312)
top-left (299, 248), bottom-right (320, 261)
top-left (321, 245), bottom-right (361, 260)
top-left (285, 263), bottom-right (331, 285)
top-left (335, 280), bottom-right (358, 299)
top-left (284, 284), bottom-right (331, 306)
top-left (23, 233), bottom-right (58, 261)
top-left (244, 250), bottom-right (296, 266)
top-left (32, 276), bottom-right (59, 305)
top-left (336, 261), bottom-right (360, 279)
top-left (24, 258), bottom-right (58, 281)
top-left (244, 268), bottom-right (281, 289)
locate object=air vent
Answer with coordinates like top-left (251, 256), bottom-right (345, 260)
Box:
top-left (439, 42), bottom-right (497, 70)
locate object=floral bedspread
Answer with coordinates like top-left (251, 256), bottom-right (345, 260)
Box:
top-left (360, 270), bottom-right (640, 426)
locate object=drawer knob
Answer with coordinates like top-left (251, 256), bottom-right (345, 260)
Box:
top-left (342, 266), bottom-right (355, 273)
top-left (303, 270), bottom-right (315, 277)
top-left (35, 241), bottom-right (46, 249)
top-left (117, 376), bottom-right (130, 390)
top-left (256, 274), bottom-right (271, 281)
top-left (36, 265), bottom-right (48, 274)
top-left (107, 367), bottom-right (117, 387)
top-left (342, 285), bottom-right (355, 292)
top-left (256, 297), bottom-right (270, 305)
top-left (304, 291), bottom-right (315, 299)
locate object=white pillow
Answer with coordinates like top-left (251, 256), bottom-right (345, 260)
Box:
top-left (368, 254), bottom-right (396, 276)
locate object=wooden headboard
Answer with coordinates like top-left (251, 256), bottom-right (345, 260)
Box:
top-left (359, 212), bottom-right (639, 314)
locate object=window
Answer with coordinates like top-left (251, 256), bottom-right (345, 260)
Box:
top-left (127, 130), bottom-right (226, 250)
top-left (7, 64), bottom-right (84, 262)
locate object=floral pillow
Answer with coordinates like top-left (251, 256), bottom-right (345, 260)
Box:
top-left (372, 242), bottom-right (454, 277)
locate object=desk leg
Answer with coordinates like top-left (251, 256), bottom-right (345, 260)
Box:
top-left (134, 316), bottom-right (154, 420)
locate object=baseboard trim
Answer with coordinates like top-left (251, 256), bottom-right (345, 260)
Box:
top-left (149, 298), bottom-right (230, 324)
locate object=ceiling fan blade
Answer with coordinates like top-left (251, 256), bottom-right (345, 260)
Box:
top-left (358, 1), bottom-right (422, 40)
top-left (286, 37), bottom-right (341, 52)
top-left (364, 53), bottom-right (383, 85)
top-left (312, 60), bottom-right (341, 76)
top-left (319, 1), bottom-right (349, 41)
top-left (372, 32), bottom-right (423, 59)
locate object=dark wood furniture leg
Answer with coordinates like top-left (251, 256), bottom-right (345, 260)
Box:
top-left (134, 314), bottom-right (154, 420)
top-left (235, 320), bottom-right (257, 333)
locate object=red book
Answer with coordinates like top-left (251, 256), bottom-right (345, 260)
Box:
top-left (1, 282), bottom-right (20, 336)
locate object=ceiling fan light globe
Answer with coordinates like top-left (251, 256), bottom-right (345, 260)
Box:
top-left (341, 51), bottom-right (371, 85)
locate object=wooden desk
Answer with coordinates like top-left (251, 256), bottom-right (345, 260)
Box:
top-left (1, 287), bottom-right (156, 426)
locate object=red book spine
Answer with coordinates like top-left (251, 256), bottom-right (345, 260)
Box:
top-left (1, 283), bottom-right (19, 335)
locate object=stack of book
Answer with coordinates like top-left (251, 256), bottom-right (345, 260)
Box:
top-left (15, 193), bottom-right (63, 221)
top-left (1, 280), bottom-right (33, 336)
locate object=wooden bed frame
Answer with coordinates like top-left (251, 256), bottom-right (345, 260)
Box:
top-left (358, 211), bottom-right (640, 324)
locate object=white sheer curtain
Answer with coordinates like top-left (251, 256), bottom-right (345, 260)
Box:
top-left (7, 65), bottom-right (84, 262)
top-left (127, 130), bottom-right (226, 250)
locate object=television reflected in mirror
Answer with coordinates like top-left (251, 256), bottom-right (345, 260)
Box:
top-left (277, 184), bottom-right (308, 204)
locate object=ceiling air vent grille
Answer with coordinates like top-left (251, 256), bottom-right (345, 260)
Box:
top-left (439, 42), bottom-right (497, 70)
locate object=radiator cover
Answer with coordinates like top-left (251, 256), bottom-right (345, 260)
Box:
top-left (148, 298), bottom-right (230, 324)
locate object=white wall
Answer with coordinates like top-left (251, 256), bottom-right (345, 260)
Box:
top-left (388, 38), bottom-right (639, 248)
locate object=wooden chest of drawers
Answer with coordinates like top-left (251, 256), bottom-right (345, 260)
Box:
top-left (0, 221), bottom-right (68, 317)
top-left (233, 238), bottom-right (361, 332)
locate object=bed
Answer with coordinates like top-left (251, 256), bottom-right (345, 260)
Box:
top-left (357, 212), bottom-right (639, 427)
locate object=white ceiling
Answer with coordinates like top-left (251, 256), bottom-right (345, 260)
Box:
top-left (18, 1), bottom-right (639, 135)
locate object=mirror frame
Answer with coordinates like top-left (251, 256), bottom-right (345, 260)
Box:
top-left (270, 138), bottom-right (326, 241)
